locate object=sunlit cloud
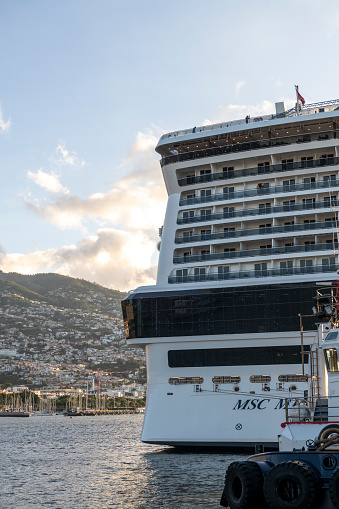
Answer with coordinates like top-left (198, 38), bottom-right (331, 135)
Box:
top-left (27, 169), bottom-right (69, 194)
top-left (15, 127), bottom-right (167, 291)
top-left (0, 105), bottom-right (10, 133)
top-left (0, 228), bottom-right (157, 292)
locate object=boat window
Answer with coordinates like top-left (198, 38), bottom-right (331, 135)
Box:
top-left (324, 348), bottom-right (339, 372)
top-left (167, 346), bottom-right (309, 368)
top-left (278, 374), bottom-right (308, 382)
top-left (168, 377), bottom-right (204, 385)
top-left (212, 376), bottom-right (241, 384)
top-left (325, 331), bottom-right (339, 341)
top-left (250, 375), bottom-right (271, 383)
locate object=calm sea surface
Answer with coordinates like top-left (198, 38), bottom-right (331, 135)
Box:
top-left (0, 414), bottom-right (246, 509)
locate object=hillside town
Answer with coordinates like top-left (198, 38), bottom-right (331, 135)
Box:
top-left (0, 274), bottom-right (146, 402)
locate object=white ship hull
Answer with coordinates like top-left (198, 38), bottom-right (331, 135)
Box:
top-left (123, 98), bottom-right (339, 448)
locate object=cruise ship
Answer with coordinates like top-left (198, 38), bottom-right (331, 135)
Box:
top-left (122, 97), bottom-right (339, 449)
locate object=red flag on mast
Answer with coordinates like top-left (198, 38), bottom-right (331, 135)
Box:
top-left (296, 89), bottom-right (305, 105)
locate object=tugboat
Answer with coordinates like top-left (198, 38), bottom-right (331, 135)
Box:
top-left (220, 284), bottom-right (339, 508)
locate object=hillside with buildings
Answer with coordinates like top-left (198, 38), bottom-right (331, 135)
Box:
top-left (0, 272), bottom-right (146, 392)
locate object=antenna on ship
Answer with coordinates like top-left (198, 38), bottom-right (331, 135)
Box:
top-left (295, 85), bottom-right (305, 115)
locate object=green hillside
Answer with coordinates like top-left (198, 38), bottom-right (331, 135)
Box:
top-left (0, 271), bottom-right (127, 314)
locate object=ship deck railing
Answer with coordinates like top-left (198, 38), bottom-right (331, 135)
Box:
top-left (173, 242), bottom-right (338, 265)
top-left (161, 129), bottom-right (338, 167)
top-left (175, 220), bottom-right (338, 244)
top-left (168, 263), bottom-right (337, 284)
top-left (178, 156), bottom-right (339, 187)
top-left (177, 200), bottom-right (338, 225)
top-left (179, 179), bottom-right (339, 206)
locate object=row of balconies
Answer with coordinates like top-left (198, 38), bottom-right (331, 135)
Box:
top-left (161, 128), bottom-right (337, 167)
top-left (173, 241), bottom-right (338, 265)
top-left (179, 176), bottom-right (339, 206)
top-left (175, 220), bottom-right (337, 244)
top-left (169, 258), bottom-right (337, 284)
top-left (177, 154), bottom-right (337, 187)
top-left (177, 199), bottom-right (338, 225)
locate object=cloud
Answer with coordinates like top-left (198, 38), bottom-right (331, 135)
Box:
top-left (0, 228), bottom-right (157, 291)
top-left (26, 128), bottom-right (166, 233)
top-left (235, 81), bottom-right (245, 97)
top-left (0, 105), bottom-right (10, 133)
top-left (16, 127), bottom-right (167, 291)
top-left (27, 169), bottom-right (69, 194)
top-left (54, 144), bottom-right (85, 167)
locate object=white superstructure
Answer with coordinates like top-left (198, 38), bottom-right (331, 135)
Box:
top-left (122, 99), bottom-right (339, 448)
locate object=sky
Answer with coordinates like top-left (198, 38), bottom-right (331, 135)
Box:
top-left (0, 0), bottom-right (339, 291)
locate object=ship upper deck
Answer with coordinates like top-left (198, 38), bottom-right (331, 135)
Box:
top-left (156, 100), bottom-right (339, 167)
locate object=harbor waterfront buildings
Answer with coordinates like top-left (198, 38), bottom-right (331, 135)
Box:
top-left (123, 99), bottom-right (339, 448)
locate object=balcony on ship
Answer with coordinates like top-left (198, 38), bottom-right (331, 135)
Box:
top-left (160, 123), bottom-right (338, 168)
top-left (173, 241), bottom-right (338, 265)
top-left (177, 199), bottom-right (339, 225)
top-left (174, 220), bottom-right (339, 245)
top-left (169, 258), bottom-right (338, 284)
top-left (179, 177), bottom-right (339, 207)
top-left (176, 154), bottom-right (338, 187)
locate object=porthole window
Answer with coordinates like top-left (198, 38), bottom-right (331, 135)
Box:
top-left (278, 374), bottom-right (308, 382)
top-left (169, 377), bottom-right (204, 385)
top-left (212, 376), bottom-right (241, 384)
top-left (250, 375), bottom-right (271, 383)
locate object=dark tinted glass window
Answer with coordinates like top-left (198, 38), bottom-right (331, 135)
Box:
top-left (168, 345), bottom-right (309, 368)
top-left (122, 282), bottom-right (320, 339)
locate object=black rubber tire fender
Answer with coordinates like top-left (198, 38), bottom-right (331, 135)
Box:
top-left (222, 460), bottom-right (266, 509)
top-left (263, 460), bottom-right (320, 509)
top-left (329, 468), bottom-right (339, 508)
top-left (318, 424), bottom-right (339, 441)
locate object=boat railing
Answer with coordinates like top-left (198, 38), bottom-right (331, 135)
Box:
top-left (177, 155), bottom-right (339, 187)
top-left (177, 200), bottom-right (338, 225)
top-left (285, 396), bottom-right (339, 424)
top-left (175, 220), bottom-right (338, 244)
top-left (162, 129), bottom-right (339, 167)
top-left (169, 263), bottom-right (337, 284)
top-left (173, 242), bottom-right (338, 265)
top-left (179, 179), bottom-right (339, 206)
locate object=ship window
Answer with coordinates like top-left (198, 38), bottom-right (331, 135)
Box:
top-left (168, 345), bottom-right (309, 368)
top-left (223, 187), bottom-right (235, 194)
top-left (301, 157), bottom-right (314, 168)
top-left (322, 257), bottom-right (336, 267)
top-left (121, 282), bottom-right (321, 340)
top-left (168, 376), bottom-right (204, 385)
top-left (324, 348), bottom-right (339, 372)
top-left (278, 375), bottom-right (308, 382)
top-left (283, 179), bottom-right (295, 187)
top-left (250, 375), bottom-right (271, 383)
top-left (223, 207), bottom-right (235, 217)
top-left (212, 376), bottom-right (241, 384)
top-left (325, 331), bottom-right (339, 341)
top-left (169, 377), bottom-right (204, 385)
top-left (282, 159), bottom-right (293, 170)
top-left (324, 196), bottom-right (337, 206)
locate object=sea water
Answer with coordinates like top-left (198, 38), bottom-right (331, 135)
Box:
top-left (0, 414), bottom-right (246, 508)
